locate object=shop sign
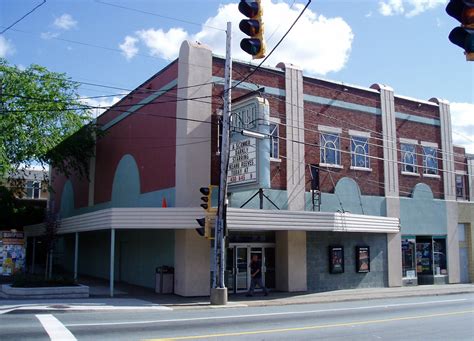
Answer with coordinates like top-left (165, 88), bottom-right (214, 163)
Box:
top-left (228, 137), bottom-right (257, 186)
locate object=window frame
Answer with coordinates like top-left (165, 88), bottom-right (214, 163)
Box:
top-left (400, 142), bottom-right (418, 175)
top-left (350, 132), bottom-right (371, 170)
top-left (269, 118), bottom-right (280, 161)
top-left (25, 180), bottom-right (41, 199)
top-left (320, 132), bottom-right (341, 167)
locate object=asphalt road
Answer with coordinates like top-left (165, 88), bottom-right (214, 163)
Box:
top-left (0, 293), bottom-right (473, 340)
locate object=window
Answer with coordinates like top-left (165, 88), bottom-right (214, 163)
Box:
top-left (269, 123), bottom-right (279, 159)
top-left (456, 174), bottom-right (468, 200)
top-left (351, 136), bottom-right (370, 169)
top-left (320, 133), bottom-right (341, 166)
top-left (422, 146), bottom-right (438, 175)
top-left (25, 181), bottom-right (40, 199)
top-left (401, 143), bottom-right (417, 173)
top-left (433, 238), bottom-right (447, 275)
top-left (402, 237), bottom-right (416, 278)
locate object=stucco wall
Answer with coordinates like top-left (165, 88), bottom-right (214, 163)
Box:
top-left (307, 231), bottom-right (388, 292)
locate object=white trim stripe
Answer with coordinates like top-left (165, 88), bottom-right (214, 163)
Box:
top-left (318, 125), bottom-right (342, 134)
top-left (399, 138), bottom-right (418, 145)
top-left (36, 314), bottom-right (76, 341)
top-left (24, 208), bottom-right (400, 236)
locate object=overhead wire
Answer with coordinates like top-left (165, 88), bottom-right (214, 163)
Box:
top-left (0, 0), bottom-right (46, 35)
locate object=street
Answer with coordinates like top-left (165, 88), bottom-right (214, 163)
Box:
top-left (0, 293), bottom-right (473, 340)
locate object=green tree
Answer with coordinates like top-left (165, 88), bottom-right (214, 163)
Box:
top-left (0, 58), bottom-right (98, 180)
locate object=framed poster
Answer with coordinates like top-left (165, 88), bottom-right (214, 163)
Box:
top-left (356, 246), bottom-right (370, 273)
top-left (329, 246), bottom-right (344, 274)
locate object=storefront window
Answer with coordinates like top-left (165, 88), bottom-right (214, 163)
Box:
top-left (416, 238), bottom-right (432, 275)
top-left (433, 238), bottom-right (447, 275)
top-left (402, 237), bottom-right (416, 278)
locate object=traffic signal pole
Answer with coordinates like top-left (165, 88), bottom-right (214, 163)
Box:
top-left (211, 21), bottom-right (232, 305)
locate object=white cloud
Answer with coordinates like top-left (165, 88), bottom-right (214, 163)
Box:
top-left (378, 0), bottom-right (446, 17)
top-left (40, 31), bottom-right (60, 40)
top-left (122, 0), bottom-right (353, 76)
top-left (0, 36), bottom-right (15, 58)
top-left (53, 13), bottom-right (77, 30)
top-left (82, 96), bottom-right (123, 118)
top-left (379, 0), bottom-right (404, 16)
top-left (119, 36), bottom-right (139, 60)
top-left (136, 28), bottom-right (189, 61)
top-left (450, 102), bottom-right (474, 154)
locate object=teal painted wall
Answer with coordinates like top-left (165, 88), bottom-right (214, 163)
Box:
top-left (229, 177), bottom-right (386, 217)
top-left (76, 230), bottom-right (111, 280)
top-left (229, 188), bottom-right (288, 210)
top-left (59, 154), bottom-right (176, 219)
top-left (116, 229), bottom-right (174, 289)
top-left (53, 229), bottom-right (175, 289)
top-left (400, 183), bottom-right (447, 235)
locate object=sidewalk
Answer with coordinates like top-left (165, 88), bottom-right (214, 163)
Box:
top-left (1, 278), bottom-right (473, 314)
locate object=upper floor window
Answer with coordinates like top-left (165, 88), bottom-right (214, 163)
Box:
top-left (25, 181), bottom-right (40, 199)
top-left (269, 122), bottom-right (279, 160)
top-left (422, 146), bottom-right (438, 175)
top-left (401, 143), bottom-right (417, 174)
top-left (351, 135), bottom-right (370, 169)
top-left (320, 133), bottom-right (341, 166)
top-left (456, 174), bottom-right (468, 200)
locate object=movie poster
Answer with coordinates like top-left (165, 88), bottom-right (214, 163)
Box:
top-left (329, 246), bottom-right (344, 274)
top-left (356, 246), bottom-right (370, 273)
top-left (1, 231), bottom-right (26, 276)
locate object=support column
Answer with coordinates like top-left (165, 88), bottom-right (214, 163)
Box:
top-left (173, 41), bottom-right (213, 297)
top-left (430, 98), bottom-right (460, 283)
top-left (31, 237), bottom-right (36, 274)
top-left (276, 231), bottom-right (307, 292)
top-left (371, 84), bottom-right (402, 287)
top-left (277, 62), bottom-right (305, 211)
top-left (174, 229), bottom-right (210, 296)
top-left (74, 232), bottom-right (79, 281)
top-left (109, 228), bottom-right (115, 297)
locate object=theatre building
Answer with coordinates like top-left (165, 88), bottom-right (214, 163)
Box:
top-left (25, 41), bottom-right (472, 296)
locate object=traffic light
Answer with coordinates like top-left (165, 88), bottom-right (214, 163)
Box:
top-left (446, 0), bottom-right (474, 61)
top-left (238, 0), bottom-right (266, 59)
top-left (196, 186), bottom-right (217, 239)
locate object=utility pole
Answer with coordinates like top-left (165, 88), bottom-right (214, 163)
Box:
top-left (211, 21), bottom-right (232, 305)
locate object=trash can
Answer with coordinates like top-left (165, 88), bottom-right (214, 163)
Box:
top-left (155, 266), bottom-right (174, 294)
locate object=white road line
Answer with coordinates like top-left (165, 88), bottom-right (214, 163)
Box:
top-left (36, 314), bottom-right (77, 341)
top-left (65, 298), bottom-right (469, 327)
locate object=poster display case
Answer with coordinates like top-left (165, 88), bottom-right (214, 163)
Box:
top-left (329, 246), bottom-right (344, 274)
top-left (356, 246), bottom-right (370, 273)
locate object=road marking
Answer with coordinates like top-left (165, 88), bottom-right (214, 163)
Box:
top-left (147, 309), bottom-right (474, 340)
top-left (36, 314), bottom-right (77, 341)
top-left (65, 297), bottom-right (469, 327)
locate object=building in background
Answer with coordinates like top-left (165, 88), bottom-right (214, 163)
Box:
top-left (24, 41), bottom-right (473, 296)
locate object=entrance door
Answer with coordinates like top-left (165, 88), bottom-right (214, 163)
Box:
top-left (227, 244), bottom-right (275, 293)
top-left (235, 247), bottom-right (249, 292)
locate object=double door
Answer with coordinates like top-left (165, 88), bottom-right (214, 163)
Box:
top-left (226, 244), bottom-right (275, 293)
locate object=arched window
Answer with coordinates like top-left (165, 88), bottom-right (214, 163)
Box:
top-left (401, 143), bottom-right (417, 173)
top-left (351, 136), bottom-right (370, 169)
top-left (320, 133), bottom-right (340, 165)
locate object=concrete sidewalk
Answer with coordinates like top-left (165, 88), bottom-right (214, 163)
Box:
top-left (1, 281), bottom-right (473, 314)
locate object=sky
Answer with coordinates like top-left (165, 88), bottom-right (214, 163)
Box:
top-left (1, 0), bottom-right (473, 153)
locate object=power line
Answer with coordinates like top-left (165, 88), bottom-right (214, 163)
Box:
top-left (94, 0), bottom-right (225, 32)
top-left (0, 0), bottom-right (46, 35)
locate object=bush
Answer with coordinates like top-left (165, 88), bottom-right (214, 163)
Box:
top-left (11, 273), bottom-right (78, 288)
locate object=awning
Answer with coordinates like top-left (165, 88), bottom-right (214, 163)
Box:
top-left (24, 207), bottom-right (400, 237)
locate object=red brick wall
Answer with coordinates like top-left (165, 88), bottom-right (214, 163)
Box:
top-left (52, 63), bottom-right (179, 210)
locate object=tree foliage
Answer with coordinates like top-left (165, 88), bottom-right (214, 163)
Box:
top-left (0, 58), bottom-right (99, 180)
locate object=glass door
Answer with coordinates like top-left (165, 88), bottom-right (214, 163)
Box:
top-left (225, 247), bottom-right (234, 291)
top-left (235, 247), bottom-right (248, 292)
